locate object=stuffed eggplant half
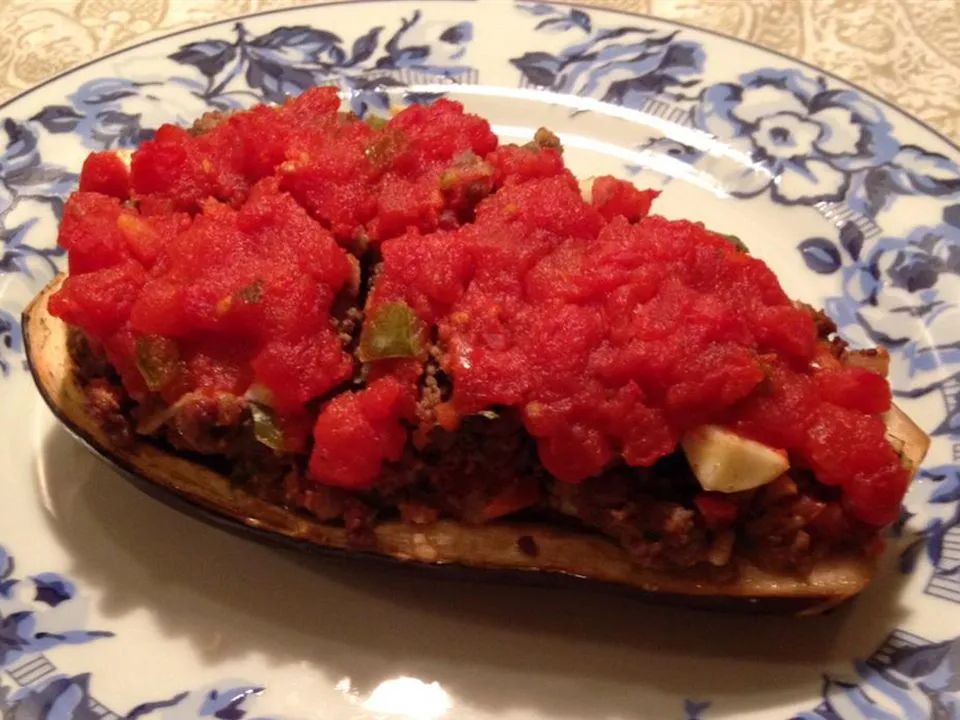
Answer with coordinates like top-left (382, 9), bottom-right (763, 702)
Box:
top-left (25, 88), bottom-right (929, 613)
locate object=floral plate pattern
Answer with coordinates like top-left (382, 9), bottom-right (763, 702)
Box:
top-left (1, 2), bottom-right (958, 719)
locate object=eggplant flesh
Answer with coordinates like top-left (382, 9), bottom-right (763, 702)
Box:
top-left (23, 275), bottom-right (931, 615)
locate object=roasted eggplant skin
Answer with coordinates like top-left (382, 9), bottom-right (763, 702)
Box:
top-left (24, 275), bottom-right (930, 614)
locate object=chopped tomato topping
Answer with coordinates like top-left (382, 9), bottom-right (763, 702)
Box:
top-left (308, 377), bottom-right (414, 490)
top-left (49, 89), bottom-right (908, 527)
top-left (589, 175), bottom-right (658, 222)
top-left (79, 151), bottom-right (130, 199)
top-left (815, 366), bottom-right (892, 415)
top-left (480, 478), bottom-right (542, 522)
top-left (694, 493), bottom-right (739, 530)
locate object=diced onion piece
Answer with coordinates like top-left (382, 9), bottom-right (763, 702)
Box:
top-left (345, 255), bottom-right (361, 297)
top-left (882, 406), bottom-right (929, 472)
top-left (707, 530), bottom-right (736, 567)
top-left (843, 348), bottom-right (890, 377)
top-left (682, 425), bottom-right (789, 493)
top-left (578, 177), bottom-right (594, 202)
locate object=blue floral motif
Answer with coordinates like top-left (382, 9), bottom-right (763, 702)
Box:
top-left (694, 69), bottom-right (900, 204)
top-left (900, 464), bottom-right (960, 606)
top-left (691, 67), bottom-right (960, 212)
top-left (806, 208), bottom-right (960, 584)
top-left (767, 132), bottom-right (960, 586)
top-left (0, 546), bottom-right (15, 598)
top-left (799, 236), bottom-right (844, 275)
top-left (30, 574), bottom-right (75, 608)
top-left (0, 118), bottom-right (72, 286)
top-left (169, 15), bottom-right (475, 116)
top-left (127, 691), bottom-right (192, 719)
top-left (517, 3), bottom-right (592, 32)
top-left (848, 147), bottom-right (960, 219)
top-left (784, 150), bottom-right (960, 583)
top-left (819, 216), bottom-right (960, 399)
top-left (512, 4), bottom-right (704, 105)
top-left (0, 119), bottom-right (76, 218)
top-left (0, 676), bottom-right (269, 720)
top-left (199, 686), bottom-right (265, 720)
top-left (125, 684), bottom-right (266, 720)
top-left (793, 634), bottom-right (960, 720)
top-left (0, 544), bottom-right (275, 720)
top-left (33, 78), bottom-right (160, 150)
top-left (0, 546), bottom-right (112, 669)
top-left (0, 612), bottom-right (101, 677)
top-left (683, 699), bottom-right (711, 719)
top-left (0, 309), bottom-right (22, 377)
top-left (930, 467), bottom-right (960, 505)
top-left (0, 674), bottom-right (103, 720)
top-left (1, 220), bottom-right (59, 279)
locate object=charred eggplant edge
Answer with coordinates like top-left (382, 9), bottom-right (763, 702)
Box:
top-left (23, 274), bottom-right (931, 614)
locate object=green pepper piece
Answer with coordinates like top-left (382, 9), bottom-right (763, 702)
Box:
top-left (135, 336), bottom-right (180, 392)
top-left (722, 233), bottom-right (749, 253)
top-left (358, 301), bottom-right (423, 362)
top-left (250, 403), bottom-right (284, 451)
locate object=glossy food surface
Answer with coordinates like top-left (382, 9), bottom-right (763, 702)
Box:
top-left (50, 87), bottom-right (906, 527)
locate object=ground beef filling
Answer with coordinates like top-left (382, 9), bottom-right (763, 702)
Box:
top-left (68, 329), bottom-right (875, 574)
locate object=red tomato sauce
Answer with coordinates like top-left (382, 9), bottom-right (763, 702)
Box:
top-left (49, 87), bottom-right (907, 527)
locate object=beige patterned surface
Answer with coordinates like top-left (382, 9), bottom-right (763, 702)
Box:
top-left (0, 0), bottom-right (957, 138)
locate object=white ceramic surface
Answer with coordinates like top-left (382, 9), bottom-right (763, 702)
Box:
top-left (1, 3), bottom-right (958, 719)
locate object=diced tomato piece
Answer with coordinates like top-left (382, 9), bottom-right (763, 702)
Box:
top-left (58, 192), bottom-right (128, 274)
top-left (590, 175), bottom-right (658, 222)
top-left (79, 151), bottom-right (130, 199)
top-left (48, 260), bottom-right (146, 337)
top-left (815, 366), bottom-right (891, 415)
top-left (694, 493), bottom-right (739, 530)
top-left (487, 145), bottom-right (566, 186)
top-left (480, 478), bottom-right (541, 521)
top-left (131, 124), bottom-right (209, 207)
top-left (308, 377), bottom-right (414, 489)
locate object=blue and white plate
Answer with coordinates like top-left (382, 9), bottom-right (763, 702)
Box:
top-left (1, 2), bottom-right (958, 718)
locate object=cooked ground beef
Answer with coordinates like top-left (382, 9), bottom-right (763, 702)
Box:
top-left (414, 355), bottom-right (449, 429)
top-left (85, 379), bottom-right (135, 448)
top-left (530, 127), bottom-right (562, 151)
top-left (803, 303), bottom-right (839, 339)
top-left (342, 497), bottom-right (378, 547)
top-left (378, 410), bottom-right (548, 524)
top-left (71, 332), bottom-right (875, 575)
top-left (67, 328), bottom-right (114, 384)
top-left (159, 393), bottom-right (248, 456)
top-left (548, 473), bottom-right (712, 570)
top-left (334, 306), bottom-right (364, 346)
top-left (188, 110), bottom-right (230, 136)
top-left (67, 329), bottom-right (133, 447)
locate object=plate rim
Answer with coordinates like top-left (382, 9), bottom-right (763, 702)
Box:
top-left (0, 0), bottom-right (954, 159)
top-left (0, 3), bottom-right (957, 717)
